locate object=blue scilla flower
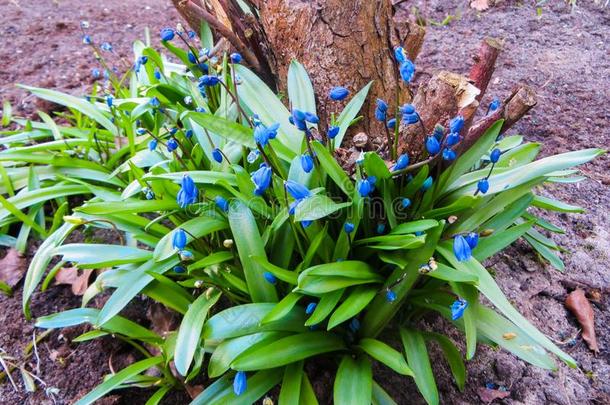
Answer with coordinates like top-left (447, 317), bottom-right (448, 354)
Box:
top-left (148, 139), bottom-right (158, 151)
top-left (301, 220), bottom-right (313, 229)
top-left (394, 46), bottom-right (407, 63)
top-left (247, 149), bottom-right (260, 164)
top-left (199, 75), bottom-right (220, 86)
top-left (453, 235), bottom-right (472, 262)
top-left (489, 97), bottom-right (501, 112)
top-left (433, 124), bottom-right (444, 141)
top-left (251, 164), bottom-right (272, 196)
top-left (188, 30), bottom-right (196, 39)
top-left (145, 189), bottom-right (155, 200)
top-left (253, 123), bottom-right (279, 147)
top-left (177, 174), bottom-right (199, 208)
top-left (446, 132), bottom-right (460, 146)
top-left (172, 229), bottom-right (187, 250)
top-left (344, 222), bottom-right (355, 234)
top-left (139, 56), bottom-right (148, 65)
top-left (285, 180), bottom-right (311, 200)
top-left (263, 272), bottom-right (277, 284)
top-left (375, 99), bottom-right (388, 121)
top-left (305, 302), bottom-right (317, 315)
top-left (386, 290), bottom-right (397, 302)
top-left (392, 154), bottom-right (410, 171)
top-left (154, 69), bottom-right (161, 80)
top-left (136, 127), bottom-right (147, 135)
top-left (215, 196), bottom-right (229, 212)
top-left (477, 178), bottom-right (489, 194)
top-left (82, 35), bottom-right (92, 45)
top-left (387, 118), bottom-right (396, 129)
top-left (421, 176), bottom-right (433, 191)
top-left (169, 127), bottom-right (178, 136)
top-left (301, 154), bottom-right (314, 173)
top-left (400, 104), bottom-right (419, 124)
top-left (465, 232), bottom-right (479, 249)
top-left (291, 109), bottom-right (307, 131)
top-left (358, 176), bottom-right (376, 197)
top-left (426, 136), bottom-right (440, 155)
top-left (490, 148), bottom-right (501, 163)
top-left (399, 60), bottom-right (416, 83)
top-left (230, 52), bottom-right (242, 63)
top-left (328, 126), bottom-right (340, 139)
top-left (195, 107), bottom-right (206, 113)
top-left (105, 96), bottom-right (114, 108)
top-left (100, 42), bottom-right (112, 52)
top-left (329, 86), bottom-right (349, 101)
top-left (188, 51), bottom-right (197, 64)
top-left (198, 63), bottom-right (209, 74)
top-left (173, 265), bottom-right (186, 274)
top-left (304, 112), bottom-right (319, 124)
top-left (402, 198), bottom-right (411, 208)
top-left (233, 371), bottom-right (247, 396)
top-left (451, 298), bottom-right (469, 321)
top-left (161, 28), bottom-right (175, 41)
top-left (167, 138), bottom-right (178, 152)
top-left (180, 250), bottom-right (193, 261)
top-left (91, 68), bottom-right (100, 79)
top-left (149, 97), bottom-right (160, 107)
top-left (212, 148), bottom-right (223, 163)
top-left (185, 129), bottom-right (193, 138)
top-left (377, 223), bottom-right (386, 234)
top-left (442, 148), bottom-right (456, 161)
top-left (449, 115), bottom-right (465, 134)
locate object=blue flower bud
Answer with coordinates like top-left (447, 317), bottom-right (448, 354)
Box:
top-left (386, 290), bottom-right (397, 302)
top-left (358, 178), bottom-right (374, 197)
top-left (233, 371), bottom-right (247, 396)
top-left (376, 223), bottom-right (386, 234)
top-left (195, 107), bottom-right (206, 113)
top-left (185, 129), bottom-right (193, 138)
top-left (263, 272), bottom-right (277, 284)
top-left (449, 115), bottom-right (465, 134)
top-left (173, 265), bottom-right (186, 274)
top-left (148, 139), bottom-right (158, 151)
top-left (139, 56), bottom-right (148, 65)
top-left (197, 63), bottom-right (209, 74)
top-left (394, 46), bottom-right (407, 63)
top-left (188, 51), bottom-right (197, 64)
top-left (169, 127), bottom-right (178, 136)
top-left (446, 132), bottom-right (460, 146)
top-left (304, 112), bottom-right (319, 124)
top-left (349, 318), bottom-right (361, 332)
top-left (105, 96), bottom-right (113, 108)
top-left (145, 190), bottom-right (155, 200)
top-left (176, 174), bottom-right (199, 208)
top-left (450, 298), bottom-right (468, 321)
top-left (433, 124), bottom-right (445, 140)
top-left (477, 179), bottom-right (489, 194)
top-left (375, 99), bottom-right (388, 121)
top-left (188, 30), bottom-right (196, 39)
top-left (490, 148), bottom-right (501, 163)
top-left (180, 250), bottom-right (194, 261)
top-left (464, 232), bottom-right (479, 249)
top-left (387, 118), bottom-right (396, 129)
top-left (426, 136), bottom-right (440, 155)
top-left (489, 97), bottom-right (501, 112)
top-left (212, 148), bottom-right (223, 163)
top-left (301, 220), bottom-right (313, 229)
top-left (400, 104), bottom-right (415, 115)
top-left (421, 176), bottom-right (433, 191)
top-left (154, 69), bottom-right (161, 80)
top-left (301, 154), bottom-right (314, 173)
top-left (399, 60), bottom-right (415, 83)
top-left (329, 86), bottom-right (349, 101)
top-left (251, 164), bottom-right (272, 196)
top-left (401, 198), bottom-right (411, 208)
top-left (199, 75), bottom-right (220, 86)
top-left (149, 97), bottom-right (160, 107)
top-left (82, 35), bottom-right (92, 45)
top-left (344, 222), bottom-right (355, 234)
top-left (100, 42), bottom-right (112, 52)
top-left (247, 149), bottom-right (260, 164)
top-left (453, 235), bottom-right (472, 262)
top-left (305, 302), bottom-right (317, 315)
top-left (167, 138), bottom-right (178, 152)
top-left (442, 148), bottom-right (456, 161)
top-left (285, 180), bottom-right (311, 200)
top-left (328, 126), bottom-right (340, 139)
top-left (160, 28), bottom-right (175, 41)
top-left (292, 109), bottom-right (306, 121)
top-left (172, 229), bottom-right (187, 250)
top-left (91, 68), bottom-right (100, 79)
top-left (215, 196), bottom-right (229, 212)
top-left (392, 154), bottom-right (410, 171)
top-left (230, 52), bottom-right (242, 63)
top-left (136, 127), bottom-right (146, 135)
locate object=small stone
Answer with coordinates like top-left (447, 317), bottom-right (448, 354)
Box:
top-left (353, 132), bottom-right (368, 148)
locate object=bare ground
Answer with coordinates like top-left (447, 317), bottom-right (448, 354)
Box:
top-left (1, 0), bottom-right (609, 404)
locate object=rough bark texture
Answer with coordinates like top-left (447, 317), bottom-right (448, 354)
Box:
top-left (469, 37), bottom-right (503, 102)
top-left (258, 0), bottom-right (397, 143)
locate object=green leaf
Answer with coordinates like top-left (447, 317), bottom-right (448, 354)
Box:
top-left (145, 385), bottom-right (172, 405)
top-left (74, 357), bottom-right (162, 405)
top-left (424, 263), bottom-right (479, 284)
top-left (279, 360), bottom-right (304, 405)
top-left (328, 286), bottom-right (377, 330)
top-left (357, 338), bottom-right (413, 376)
top-left (191, 369), bottom-right (283, 405)
top-left (335, 82), bottom-right (373, 147)
top-left (77, 199), bottom-right (178, 215)
top-left (261, 293), bottom-right (302, 324)
top-left (250, 256), bottom-right (298, 285)
top-left (372, 380), bottom-right (397, 405)
top-left (421, 196), bottom-right (477, 219)
top-left (311, 141), bottom-right (353, 196)
top-left (154, 216), bottom-right (227, 261)
top-left (474, 221), bottom-right (534, 261)
top-left (333, 355), bottom-right (372, 405)
top-left (400, 328), bottom-right (439, 405)
top-left (532, 195), bottom-right (584, 213)
top-left (305, 288), bottom-right (344, 326)
top-left (299, 261), bottom-right (378, 279)
top-left (228, 201), bottom-right (278, 302)
top-left (203, 303), bottom-right (307, 340)
top-left (294, 194), bottom-right (351, 221)
top-left (183, 112), bottom-right (255, 148)
top-left (232, 331), bottom-right (346, 371)
top-left (422, 332), bottom-right (466, 391)
top-left (143, 170), bottom-right (237, 187)
top-left (364, 152), bottom-right (391, 180)
top-left (296, 276), bottom-right (381, 295)
top-left (2, 100), bottom-right (12, 127)
top-left (389, 219), bottom-right (439, 235)
top-left (524, 234), bottom-right (565, 271)
top-left (287, 60), bottom-right (316, 116)
top-left (175, 290), bottom-right (221, 376)
top-left (188, 251), bottom-right (233, 271)
top-left (300, 373), bottom-right (319, 405)
top-left (53, 244), bottom-right (152, 268)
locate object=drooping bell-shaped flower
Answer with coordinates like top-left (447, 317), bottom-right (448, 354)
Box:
top-left (301, 154), bottom-right (314, 173)
top-left (263, 272), bottom-right (277, 284)
top-left (304, 112), bottom-right (319, 124)
top-left (400, 104), bottom-right (419, 124)
top-left (285, 180), bottom-right (311, 200)
top-left (358, 176), bottom-right (376, 197)
top-left (172, 229), bottom-right (187, 250)
top-left (386, 290), bottom-right (397, 302)
top-left (199, 75), bottom-right (220, 86)
top-left (464, 232), bottom-right (479, 249)
top-left (344, 222), bottom-right (355, 234)
top-left (328, 126), bottom-right (340, 139)
top-left (233, 371), bottom-right (247, 396)
top-left (477, 178), bottom-right (489, 194)
top-left (399, 60), bottom-right (416, 83)
top-left (160, 27), bottom-right (175, 41)
top-left (329, 86), bottom-right (349, 101)
top-left (387, 118), bottom-right (396, 129)
top-left (375, 99), bottom-right (388, 121)
top-left (488, 97), bottom-right (501, 112)
top-left (453, 235), bottom-right (472, 262)
top-left (148, 139), bottom-right (158, 151)
top-left (446, 132), bottom-right (460, 146)
top-left (449, 115), bottom-right (465, 134)
top-left (401, 198), bottom-right (411, 208)
top-left (305, 302), bottom-right (317, 315)
top-left (451, 298), bottom-right (469, 321)
top-left (177, 174), bottom-right (199, 208)
top-left (426, 136), bottom-right (441, 155)
top-left (212, 148), bottom-right (223, 163)
top-left (490, 148), bottom-right (501, 163)
top-left (442, 148), bottom-right (456, 161)
top-left (392, 154), bottom-right (410, 171)
top-left (421, 176), bottom-right (433, 191)
top-left (251, 164), bottom-right (272, 196)
top-left (167, 138), bottom-right (179, 152)
top-left (215, 196), bottom-right (229, 212)
top-left (230, 52), bottom-right (242, 63)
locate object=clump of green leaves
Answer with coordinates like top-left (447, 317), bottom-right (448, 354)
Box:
top-left (0, 23), bottom-right (603, 405)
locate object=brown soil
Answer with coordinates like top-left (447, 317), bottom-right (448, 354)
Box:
top-left (1, 0), bottom-right (609, 404)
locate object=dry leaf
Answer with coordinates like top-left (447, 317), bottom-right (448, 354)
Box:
top-left (471, 0), bottom-right (491, 11)
top-left (54, 267), bottom-right (93, 295)
top-left (565, 289), bottom-right (599, 352)
top-left (0, 248), bottom-right (27, 287)
top-left (146, 302), bottom-right (180, 337)
top-left (477, 387), bottom-right (510, 403)
top-left (185, 385), bottom-right (204, 399)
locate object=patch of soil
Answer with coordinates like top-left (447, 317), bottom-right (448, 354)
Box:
top-left (1, 0), bottom-right (609, 404)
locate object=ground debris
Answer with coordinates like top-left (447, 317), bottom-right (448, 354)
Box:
top-left (477, 386), bottom-right (510, 403)
top-left (565, 289), bottom-right (599, 352)
top-left (0, 249), bottom-right (27, 287)
top-left (54, 267), bottom-right (93, 296)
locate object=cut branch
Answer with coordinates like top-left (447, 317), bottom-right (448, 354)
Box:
top-left (469, 37), bottom-right (503, 102)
